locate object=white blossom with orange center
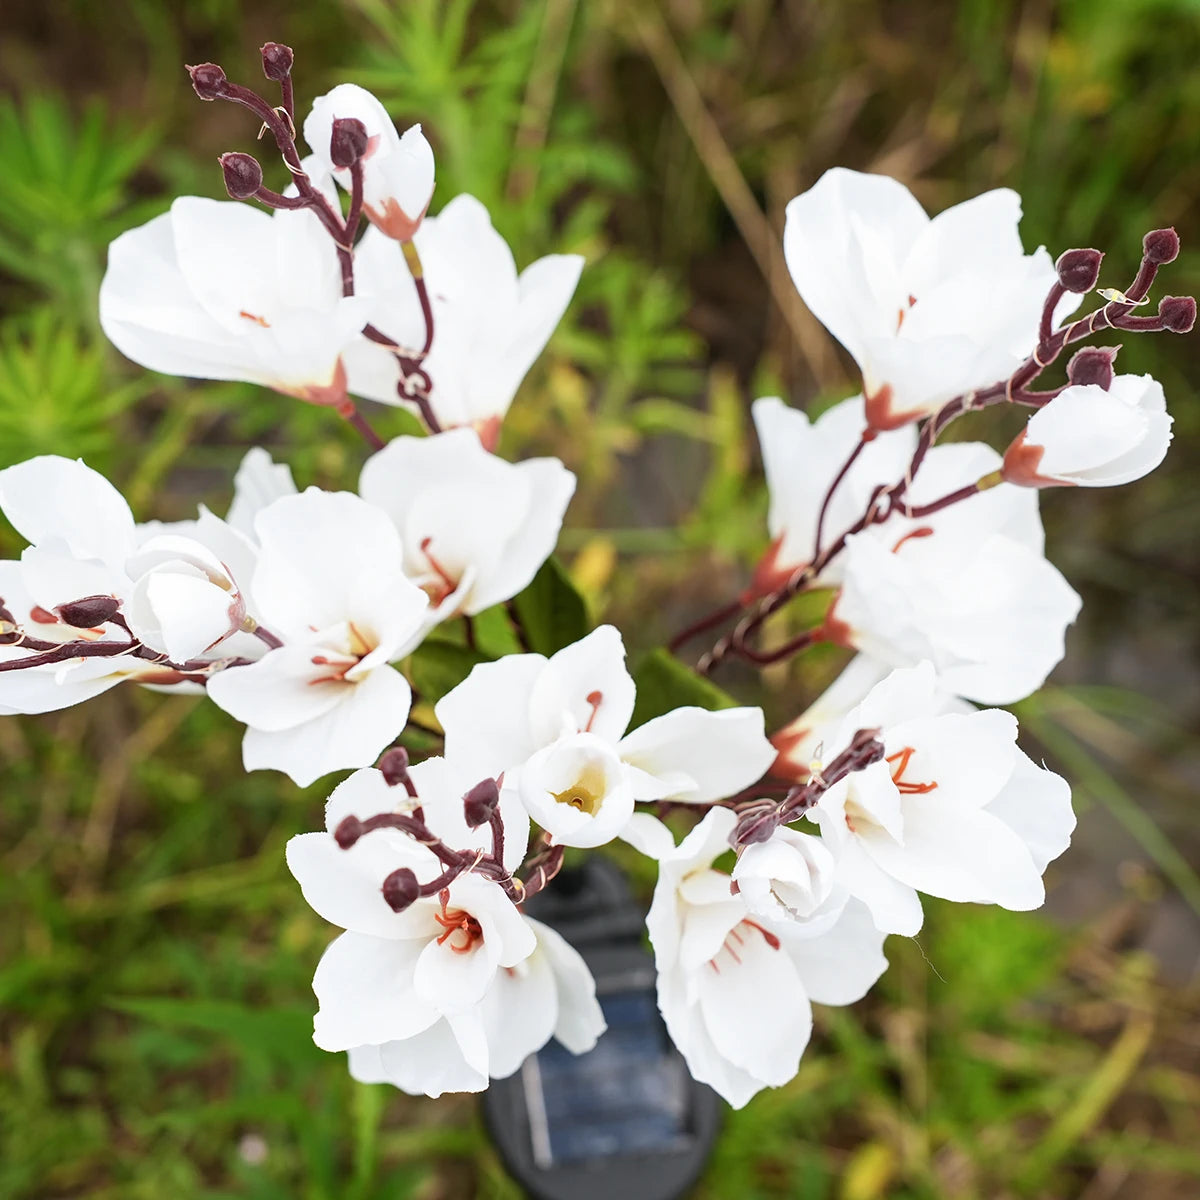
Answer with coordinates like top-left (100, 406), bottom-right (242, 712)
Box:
top-left (783, 167), bottom-right (1076, 430)
top-left (206, 489), bottom-right (429, 787)
top-left (435, 625), bottom-right (777, 849)
top-left (286, 761), bottom-right (603, 1097)
top-left (639, 808), bottom-right (887, 1109)
top-left (810, 662), bottom-right (1076, 936)
top-left (358, 428), bottom-right (575, 625)
top-left (100, 197), bottom-right (370, 407)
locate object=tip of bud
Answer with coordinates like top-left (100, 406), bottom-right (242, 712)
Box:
top-left (334, 815), bottom-right (363, 849)
top-left (219, 152), bottom-right (264, 200)
top-left (1143, 227), bottom-right (1180, 265)
top-left (733, 803), bottom-right (780, 847)
top-left (55, 594), bottom-right (122, 629)
top-left (1066, 344), bottom-right (1120, 390)
top-left (330, 117), bottom-right (370, 169)
top-left (381, 867), bottom-right (421, 912)
top-left (463, 778), bottom-right (501, 828)
top-left (378, 746), bottom-right (411, 788)
top-left (186, 63), bottom-right (229, 101)
top-left (1055, 247), bottom-right (1104, 293)
top-left (1159, 295), bottom-right (1196, 333)
top-left (260, 42), bottom-right (295, 82)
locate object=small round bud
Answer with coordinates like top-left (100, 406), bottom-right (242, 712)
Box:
top-left (1159, 295), bottom-right (1196, 334)
top-left (219, 152), bottom-right (264, 200)
top-left (378, 746), bottom-right (411, 788)
top-left (260, 42), bottom-right (294, 82)
top-left (733, 803), bottom-right (779, 847)
top-left (1066, 345), bottom-right (1119, 390)
top-left (330, 117), bottom-right (370, 169)
top-left (187, 63), bottom-right (229, 101)
top-left (334, 815), bottom-right (363, 849)
top-left (56, 595), bottom-right (121, 628)
top-left (463, 778), bottom-right (501, 828)
top-left (1143, 227), bottom-right (1180, 265)
top-left (1055, 248), bottom-right (1104, 293)
top-left (381, 867), bottom-right (421, 912)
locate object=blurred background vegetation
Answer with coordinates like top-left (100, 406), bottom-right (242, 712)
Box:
top-left (1, 0), bottom-right (1198, 1196)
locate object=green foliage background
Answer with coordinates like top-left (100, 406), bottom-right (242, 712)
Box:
top-left (1, 1), bottom-right (1198, 1196)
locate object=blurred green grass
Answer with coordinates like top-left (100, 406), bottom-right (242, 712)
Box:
top-left (0, 0), bottom-right (1198, 1196)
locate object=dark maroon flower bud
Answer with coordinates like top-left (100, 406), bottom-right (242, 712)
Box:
top-left (1055, 248), bottom-right (1104, 293)
top-left (378, 746), bottom-right (411, 788)
top-left (381, 867), bottom-right (421, 912)
top-left (1159, 295), bottom-right (1196, 333)
top-left (330, 117), bottom-right (370, 169)
top-left (220, 152), bottom-right (264, 200)
top-left (463, 778), bottom-right (501, 828)
top-left (733, 803), bottom-right (779, 847)
top-left (187, 63), bottom-right (229, 101)
top-left (1066, 345), bottom-right (1119, 390)
top-left (56, 595), bottom-right (121, 628)
top-left (334, 815), bottom-right (363, 849)
top-left (260, 42), bottom-right (294, 82)
top-left (1143, 227), bottom-right (1180, 265)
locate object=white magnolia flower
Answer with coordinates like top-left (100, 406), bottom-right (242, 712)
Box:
top-left (100, 197), bottom-right (370, 405)
top-left (1003, 374), bottom-right (1173, 488)
top-left (830, 442), bottom-right (1081, 705)
top-left (810, 663), bottom-right (1076, 936)
top-left (435, 625), bottom-right (776, 849)
top-left (359, 428), bottom-right (576, 622)
top-left (304, 84), bottom-right (435, 242)
top-left (286, 762), bottom-right (602, 1097)
top-left (345, 195), bottom-right (584, 444)
top-left (0, 456), bottom-right (254, 711)
top-left (750, 395), bottom-right (916, 591)
top-left (206, 489), bottom-right (429, 786)
top-left (644, 808), bottom-right (887, 1109)
top-left (784, 168), bottom-right (1072, 429)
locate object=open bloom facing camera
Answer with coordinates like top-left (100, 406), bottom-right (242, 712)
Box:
top-left (436, 625), bottom-right (776, 848)
top-left (287, 763), bottom-right (604, 1096)
top-left (1, 35), bottom-right (1192, 1167)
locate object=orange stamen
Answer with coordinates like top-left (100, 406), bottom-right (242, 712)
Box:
top-left (886, 746), bottom-right (938, 794)
top-left (419, 537), bottom-right (458, 602)
top-left (743, 919), bottom-right (782, 950)
top-left (239, 310), bottom-right (271, 328)
top-left (583, 690), bottom-right (603, 733)
top-left (433, 894), bottom-right (483, 954)
top-left (892, 525), bottom-right (935, 554)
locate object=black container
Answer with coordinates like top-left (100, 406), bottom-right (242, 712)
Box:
top-left (482, 858), bottom-right (722, 1200)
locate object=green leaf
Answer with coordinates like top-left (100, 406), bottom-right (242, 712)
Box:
top-left (407, 639), bottom-right (489, 704)
top-left (510, 557), bottom-right (589, 656)
top-left (109, 997), bottom-right (321, 1065)
top-left (628, 648), bottom-right (739, 730)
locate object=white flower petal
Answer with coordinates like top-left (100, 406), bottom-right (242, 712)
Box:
top-left (312, 931), bottom-right (438, 1052)
top-left (618, 706), bottom-right (775, 804)
top-left (528, 625), bottom-right (636, 748)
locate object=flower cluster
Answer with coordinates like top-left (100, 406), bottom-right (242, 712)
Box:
top-left (1, 44), bottom-right (1192, 1111)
